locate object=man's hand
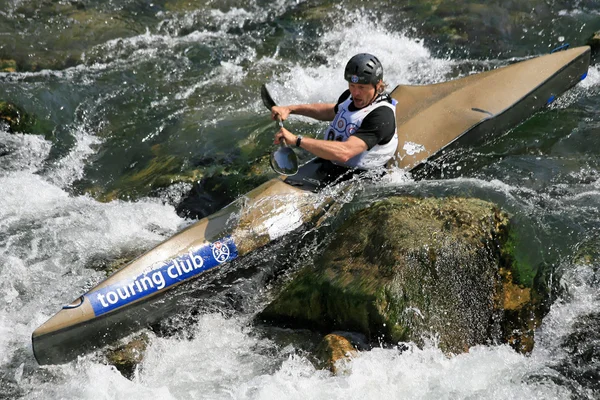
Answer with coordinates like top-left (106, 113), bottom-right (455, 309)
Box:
top-left (274, 127), bottom-right (296, 146)
top-left (271, 106), bottom-right (292, 122)
top-left (271, 103), bottom-right (336, 122)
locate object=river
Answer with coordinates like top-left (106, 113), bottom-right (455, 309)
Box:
top-left (1, 1), bottom-right (600, 399)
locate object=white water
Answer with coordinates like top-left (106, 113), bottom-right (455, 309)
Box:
top-left (1, 9), bottom-right (600, 400)
top-left (266, 13), bottom-right (453, 111)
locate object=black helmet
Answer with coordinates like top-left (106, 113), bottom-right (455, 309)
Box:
top-left (344, 53), bottom-right (383, 85)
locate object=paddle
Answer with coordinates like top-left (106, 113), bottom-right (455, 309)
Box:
top-left (261, 84), bottom-right (298, 176)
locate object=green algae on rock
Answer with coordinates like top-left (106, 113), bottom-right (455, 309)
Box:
top-left (260, 196), bottom-right (550, 354)
top-left (0, 60), bottom-right (17, 73)
top-left (0, 101), bottom-right (50, 135)
top-left (104, 333), bottom-right (150, 380)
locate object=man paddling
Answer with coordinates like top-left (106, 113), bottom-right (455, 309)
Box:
top-left (272, 53), bottom-right (398, 178)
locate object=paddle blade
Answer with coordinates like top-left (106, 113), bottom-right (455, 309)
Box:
top-left (260, 84), bottom-right (277, 110)
top-left (270, 144), bottom-right (298, 176)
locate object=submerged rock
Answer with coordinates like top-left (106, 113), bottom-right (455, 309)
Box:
top-left (400, 0), bottom-right (584, 58)
top-left (0, 101), bottom-right (45, 134)
top-left (0, 143), bottom-right (9, 157)
top-left (314, 333), bottom-right (358, 374)
top-left (105, 333), bottom-right (150, 379)
top-left (3, 2), bottom-right (145, 72)
top-left (588, 30), bottom-right (600, 61)
top-left (86, 251), bottom-right (144, 277)
top-left (82, 138), bottom-right (273, 220)
top-left (554, 311), bottom-right (600, 393)
top-left (0, 60), bottom-right (17, 72)
top-left (260, 196), bottom-right (548, 354)
top-left (92, 154), bottom-right (205, 203)
top-left (544, 238), bottom-right (600, 392)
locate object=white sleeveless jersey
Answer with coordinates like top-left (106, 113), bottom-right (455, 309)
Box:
top-left (323, 96), bottom-right (398, 170)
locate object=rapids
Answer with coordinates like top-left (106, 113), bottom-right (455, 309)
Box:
top-left (1, 1), bottom-right (600, 399)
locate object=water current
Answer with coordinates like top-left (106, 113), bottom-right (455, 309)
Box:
top-left (1, 1), bottom-right (600, 399)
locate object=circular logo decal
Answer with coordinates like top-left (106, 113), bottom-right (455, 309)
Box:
top-left (347, 124), bottom-right (358, 135)
top-left (351, 75), bottom-right (359, 83)
top-left (212, 241), bottom-right (230, 263)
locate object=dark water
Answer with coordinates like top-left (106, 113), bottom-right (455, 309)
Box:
top-left (1, 1), bottom-right (600, 399)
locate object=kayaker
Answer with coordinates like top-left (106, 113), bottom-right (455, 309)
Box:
top-left (272, 53), bottom-right (398, 177)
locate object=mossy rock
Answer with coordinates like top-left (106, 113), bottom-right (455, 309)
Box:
top-left (0, 143), bottom-right (10, 157)
top-left (0, 60), bottom-right (17, 73)
top-left (90, 154), bottom-right (203, 202)
top-left (86, 251), bottom-right (143, 277)
top-left (587, 30), bottom-right (600, 60)
top-left (83, 140), bottom-right (272, 221)
top-left (0, 101), bottom-right (50, 135)
top-left (105, 333), bottom-right (150, 379)
top-left (399, 0), bottom-right (578, 57)
top-left (260, 196), bottom-right (548, 354)
top-left (4, 2), bottom-right (145, 72)
top-left (555, 311), bottom-right (600, 392)
top-left (164, 0), bottom-right (211, 12)
top-left (88, 151), bottom-right (271, 212)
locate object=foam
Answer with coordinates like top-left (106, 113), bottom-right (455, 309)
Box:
top-left (2, 4), bottom-right (599, 400)
top-left (266, 14), bottom-right (453, 107)
top-left (0, 130), bottom-right (52, 174)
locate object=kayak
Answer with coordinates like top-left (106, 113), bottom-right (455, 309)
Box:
top-left (32, 45), bottom-right (590, 365)
top-left (392, 45), bottom-right (590, 176)
top-left (32, 164), bottom-right (350, 364)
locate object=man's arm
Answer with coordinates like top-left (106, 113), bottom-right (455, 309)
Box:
top-left (275, 127), bottom-right (367, 164)
top-left (271, 103), bottom-right (336, 122)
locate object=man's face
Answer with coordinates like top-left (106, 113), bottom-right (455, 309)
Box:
top-left (348, 82), bottom-right (377, 108)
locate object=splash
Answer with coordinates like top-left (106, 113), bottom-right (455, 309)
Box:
top-left (44, 127), bottom-right (102, 188)
top-left (265, 12), bottom-right (453, 107)
top-left (0, 130), bottom-right (51, 174)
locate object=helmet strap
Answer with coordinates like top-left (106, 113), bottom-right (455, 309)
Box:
top-left (368, 91), bottom-right (378, 105)
top-left (368, 81), bottom-right (383, 105)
